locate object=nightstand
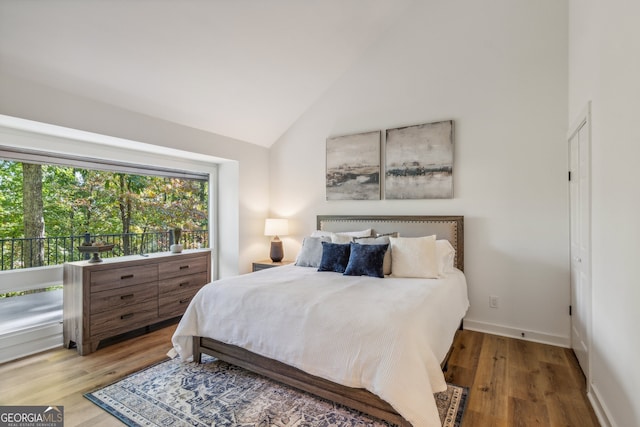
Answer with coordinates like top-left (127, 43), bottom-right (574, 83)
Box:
top-left (252, 260), bottom-right (294, 272)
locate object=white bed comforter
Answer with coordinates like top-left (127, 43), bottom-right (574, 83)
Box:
top-left (171, 265), bottom-right (469, 427)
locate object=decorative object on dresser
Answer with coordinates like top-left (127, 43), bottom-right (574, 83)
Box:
top-left (63, 249), bottom-right (211, 355)
top-left (76, 242), bottom-right (115, 263)
top-left (326, 130), bottom-right (381, 200)
top-left (264, 218), bottom-right (288, 262)
top-left (252, 259), bottom-right (294, 272)
top-left (385, 120), bottom-right (454, 199)
top-left (169, 226), bottom-right (183, 253)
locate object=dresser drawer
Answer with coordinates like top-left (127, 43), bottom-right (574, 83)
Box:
top-left (159, 255), bottom-right (208, 279)
top-left (91, 282), bottom-right (158, 314)
top-left (90, 300), bottom-right (158, 337)
top-left (158, 272), bottom-right (208, 296)
top-left (90, 264), bottom-right (158, 293)
top-left (158, 288), bottom-right (198, 319)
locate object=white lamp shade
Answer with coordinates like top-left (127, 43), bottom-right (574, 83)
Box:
top-left (264, 218), bottom-right (289, 236)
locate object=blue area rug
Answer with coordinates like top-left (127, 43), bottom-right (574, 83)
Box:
top-left (85, 356), bottom-right (468, 426)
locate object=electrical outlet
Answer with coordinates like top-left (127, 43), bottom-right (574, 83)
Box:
top-left (489, 295), bottom-right (499, 308)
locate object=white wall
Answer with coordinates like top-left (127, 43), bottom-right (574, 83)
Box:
top-left (0, 72), bottom-right (270, 276)
top-left (270, 0), bottom-right (570, 345)
top-left (569, 1), bottom-right (640, 425)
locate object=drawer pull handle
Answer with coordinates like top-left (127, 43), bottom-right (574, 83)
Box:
top-left (179, 265), bottom-right (190, 270)
top-left (179, 298), bottom-right (191, 304)
top-left (120, 313), bottom-right (134, 320)
top-left (179, 281), bottom-right (190, 287)
top-left (120, 294), bottom-right (134, 300)
top-left (121, 274), bottom-right (134, 280)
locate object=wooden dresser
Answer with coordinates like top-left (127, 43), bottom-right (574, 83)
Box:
top-left (63, 249), bottom-right (211, 355)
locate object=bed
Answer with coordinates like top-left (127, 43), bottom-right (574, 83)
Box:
top-left (170, 215), bottom-right (468, 427)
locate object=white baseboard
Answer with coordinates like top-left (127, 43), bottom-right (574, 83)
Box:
top-left (463, 319), bottom-right (570, 348)
top-left (588, 383), bottom-right (615, 427)
top-left (0, 323), bottom-right (63, 364)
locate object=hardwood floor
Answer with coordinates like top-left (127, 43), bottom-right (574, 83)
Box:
top-left (0, 327), bottom-right (599, 427)
top-left (445, 330), bottom-right (600, 427)
top-left (0, 325), bottom-right (177, 426)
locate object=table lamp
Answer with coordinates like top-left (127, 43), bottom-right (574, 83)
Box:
top-left (264, 218), bottom-right (289, 262)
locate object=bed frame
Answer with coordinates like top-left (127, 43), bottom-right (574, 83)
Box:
top-left (193, 215), bottom-right (464, 426)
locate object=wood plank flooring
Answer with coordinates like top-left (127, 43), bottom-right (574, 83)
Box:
top-left (0, 327), bottom-right (599, 426)
top-left (445, 330), bottom-right (600, 427)
top-left (0, 325), bottom-right (176, 426)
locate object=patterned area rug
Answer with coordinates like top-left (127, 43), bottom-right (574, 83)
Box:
top-left (85, 356), bottom-right (468, 427)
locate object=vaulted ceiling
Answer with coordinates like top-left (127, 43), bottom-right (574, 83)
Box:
top-left (0, 0), bottom-right (412, 147)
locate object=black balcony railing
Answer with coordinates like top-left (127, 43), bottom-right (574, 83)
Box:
top-left (0, 230), bottom-right (209, 271)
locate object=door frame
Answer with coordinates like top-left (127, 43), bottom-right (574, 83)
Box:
top-left (567, 100), bottom-right (592, 387)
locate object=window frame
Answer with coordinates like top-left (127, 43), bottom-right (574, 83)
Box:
top-left (0, 118), bottom-right (218, 294)
top-left (0, 115), bottom-right (220, 363)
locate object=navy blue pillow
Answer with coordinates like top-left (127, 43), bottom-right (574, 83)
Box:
top-left (343, 242), bottom-right (389, 278)
top-left (317, 242), bottom-right (351, 273)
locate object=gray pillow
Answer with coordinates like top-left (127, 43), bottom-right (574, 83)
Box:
top-left (295, 236), bottom-right (331, 267)
top-left (355, 235), bottom-right (392, 275)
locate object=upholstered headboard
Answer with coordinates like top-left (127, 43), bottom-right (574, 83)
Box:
top-left (317, 215), bottom-right (464, 271)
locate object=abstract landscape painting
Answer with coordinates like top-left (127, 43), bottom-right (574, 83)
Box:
top-left (326, 131), bottom-right (381, 200)
top-left (385, 120), bottom-right (454, 199)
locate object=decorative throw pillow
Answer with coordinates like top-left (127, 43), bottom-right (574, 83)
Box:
top-left (330, 233), bottom-right (354, 244)
top-left (343, 242), bottom-right (389, 278)
top-left (311, 230), bottom-right (333, 238)
top-left (354, 236), bottom-right (392, 275)
top-left (375, 232), bottom-right (399, 238)
top-left (317, 242), bottom-right (351, 273)
top-left (311, 229), bottom-right (372, 238)
top-left (344, 228), bottom-right (372, 238)
top-left (295, 236), bottom-right (331, 268)
top-left (390, 235), bottom-right (439, 278)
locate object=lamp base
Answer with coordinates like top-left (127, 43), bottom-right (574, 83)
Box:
top-left (270, 240), bottom-right (284, 262)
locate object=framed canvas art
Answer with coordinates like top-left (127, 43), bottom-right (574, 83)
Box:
top-left (385, 120), bottom-right (454, 199)
top-left (326, 131), bottom-right (381, 200)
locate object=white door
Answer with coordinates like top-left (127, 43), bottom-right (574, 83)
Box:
top-left (568, 106), bottom-right (591, 383)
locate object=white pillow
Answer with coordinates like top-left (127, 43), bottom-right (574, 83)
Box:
top-left (311, 229), bottom-right (372, 238)
top-left (436, 239), bottom-right (456, 275)
top-left (330, 233), bottom-right (355, 244)
top-left (390, 235), bottom-right (439, 278)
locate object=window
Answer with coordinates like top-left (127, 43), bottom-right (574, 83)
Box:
top-left (0, 153), bottom-right (209, 271)
top-left (0, 132), bottom-right (216, 363)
